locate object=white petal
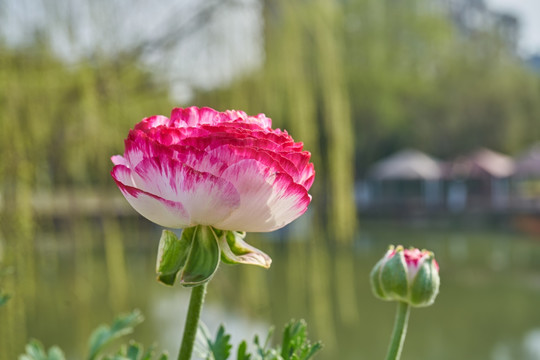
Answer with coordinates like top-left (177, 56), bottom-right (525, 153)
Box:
top-left (112, 165), bottom-right (191, 228)
top-left (131, 157), bottom-right (240, 226)
top-left (214, 160), bottom-right (310, 232)
top-left (111, 155), bottom-right (128, 166)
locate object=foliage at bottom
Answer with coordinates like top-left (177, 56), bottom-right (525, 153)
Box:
top-left (18, 311), bottom-right (321, 360)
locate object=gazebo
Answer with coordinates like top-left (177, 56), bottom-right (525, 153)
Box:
top-left (447, 148), bottom-right (515, 179)
top-left (369, 149), bottom-right (443, 181)
top-left (446, 148), bottom-right (515, 211)
top-left (358, 149), bottom-right (444, 210)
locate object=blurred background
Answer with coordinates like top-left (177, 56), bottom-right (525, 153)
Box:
top-left (1, 0), bottom-right (540, 359)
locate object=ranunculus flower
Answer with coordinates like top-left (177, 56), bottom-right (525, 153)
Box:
top-left (111, 106), bottom-right (314, 232)
top-left (111, 106), bottom-right (315, 285)
top-left (370, 245), bottom-right (440, 307)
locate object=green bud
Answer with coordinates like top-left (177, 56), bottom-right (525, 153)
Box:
top-left (370, 245), bottom-right (440, 307)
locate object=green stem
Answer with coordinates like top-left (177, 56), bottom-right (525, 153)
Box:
top-left (385, 301), bottom-right (410, 360)
top-left (178, 283), bottom-right (208, 360)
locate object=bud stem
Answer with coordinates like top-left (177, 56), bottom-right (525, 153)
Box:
top-left (385, 301), bottom-right (410, 360)
top-left (177, 283), bottom-right (208, 360)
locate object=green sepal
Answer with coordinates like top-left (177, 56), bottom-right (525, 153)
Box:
top-left (380, 250), bottom-right (408, 301)
top-left (217, 230), bottom-right (272, 268)
top-left (410, 257), bottom-right (440, 307)
top-left (369, 259), bottom-right (386, 300)
top-left (180, 226), bottom-right (220, 286)
top-left (156, 229), bottom-right (192, 286)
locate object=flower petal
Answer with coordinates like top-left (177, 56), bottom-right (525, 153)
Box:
top-left (124, 131), bottom-right (173, 168)
top-left (134, 115), bottom-right (171, 131)
top-left (170, 106), bottom-right (222, 127)
top-left (214, 160), bottom-right (311, 232)
top-left (111, 165), bottom-right (190, 228)
top-left (299, 162), bottom-right (316, 189)
top-left (111, 155), bottom-right (128, 166)
top-left (169, 107), bottom-right (272, 129)
top-left (208, 144), bottom-right (298, 179)
top-left (131, 156), bottom-right (240, 226)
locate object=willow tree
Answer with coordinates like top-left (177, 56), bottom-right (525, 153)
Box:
top-left (197, 0), bottom-right (358, 243)
top-left (0, 43), bottom-right (174, 358)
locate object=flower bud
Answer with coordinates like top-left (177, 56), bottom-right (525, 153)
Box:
top-left (370, 245), bottom-right (440, 307)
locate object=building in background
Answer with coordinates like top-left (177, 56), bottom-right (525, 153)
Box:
top-left (356, 149), bottom-right (444, 213)
top-left (445, 148), bottom-right (515, 211)
top-left (356, 147), bottom-right (540, 216)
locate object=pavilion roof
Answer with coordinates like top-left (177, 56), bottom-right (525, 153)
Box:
top-left (368, 149), bottom-right (443, 180)
top-left (447, 148), bottom-right (515, 179)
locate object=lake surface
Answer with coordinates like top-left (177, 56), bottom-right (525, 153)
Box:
top-left (2, 217), bottom-right (540, 360)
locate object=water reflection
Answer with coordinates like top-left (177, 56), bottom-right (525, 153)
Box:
top-left (2, 218), bottom-right (540, 360)
top-left (149, 289), bottom-right (271, 357)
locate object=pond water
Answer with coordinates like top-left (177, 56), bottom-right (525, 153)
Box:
top-left (2, 217), bottom-right (540, 360)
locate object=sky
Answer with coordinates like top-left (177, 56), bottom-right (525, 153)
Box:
top-left (486, 0), bottom-right (540, 55)
top-left (2, 1), bottom-right (539, 58)
top-left (0, 0), bottom-right (263, 102)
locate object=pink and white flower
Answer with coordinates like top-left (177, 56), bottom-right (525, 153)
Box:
top-left (111, 106), bottom-right (314, 233)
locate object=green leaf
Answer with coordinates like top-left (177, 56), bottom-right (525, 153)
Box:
top-left (280, 320), bottom-right (322, 360)
top-left (236, 341), bottom-right (251, 360)
top-left (139, 343), bottom-right (160, 360)
top-left (21, 340), bottom-right (47, 360)
top-left (87, 310), bottom-right (144, 360)
top-left (126, 342), bottom-right (142, 359)
top-left (19, 340), bottom-right (66, 360)
top-left (281, 320), bottom-right (307, 358)
top-left (156, 229), bottom-right (193, 286)
top-left (208, 325), bottom-right (232, 360)
top-left (195, 323), bottom-right (232, 360)
top-left (218, 231), bottom-right (272, 269)
top-left (106, 340), bottom-right (168, 360)
top-left (253, 328), bottom-right (281, 360)
top-left (195, 320), bottom-right (321, 360)
top-left (20, 311), bottom-right (170, 360)
top-left (180, 226), bottom-right (220, 286)
top-left (47, 347), bottom-right (66, 360)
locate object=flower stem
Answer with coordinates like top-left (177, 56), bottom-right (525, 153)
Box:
top-left (385, 301), bottom-right (411, 360)
top-left (178, 283), bottom-right (208, 360)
